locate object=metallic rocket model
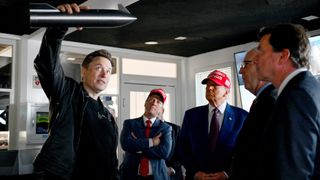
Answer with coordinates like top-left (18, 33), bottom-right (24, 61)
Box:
top-left (30, 3), bottom-right (137, 28)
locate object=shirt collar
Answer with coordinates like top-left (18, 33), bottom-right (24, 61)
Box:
top-left (143, 115), bottom-right (156, 125)
top-left (256, 82), bottom-right (272, 98)
top-left (208, 100), bottom-right (227, 114)
top-left (278, 68), bottom-right (307, 96)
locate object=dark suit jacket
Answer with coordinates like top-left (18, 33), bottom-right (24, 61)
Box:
top-left (178, 103), bottom-right (248, 179)
top-left (230, 84), bottom-right (277, 180)
top-left (166, 122), bottom-right (183, 180)
top-left (120, 117), bottom-right (172, 180)
top-left (257, 71), bottom-right (320, 180)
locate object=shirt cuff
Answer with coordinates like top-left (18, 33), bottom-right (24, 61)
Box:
top-left (223, 171), bottom-right (229, 179)
top-left (169, 167), bottom-right (176, 175)
top-left (149, 138), bottom-right (153, 147)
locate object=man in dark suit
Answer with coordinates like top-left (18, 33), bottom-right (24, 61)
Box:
top-left (178, 70), bottom-right (248, 180)
top-left (159, 108), bottom-right (183, 180)
top-left (230, 48), bottom-right (277, 180)
top-left (255, 23), bottom-right (320, 180)
top-left (120, 88), bottom-right (172, 180)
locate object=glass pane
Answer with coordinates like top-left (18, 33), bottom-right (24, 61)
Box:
top-left (0, 92), bottom-right (10, 131)
top-left (309, 35), bottom-right (320, 76)
top-left (123, 58), bottom-right (177, 78)
top-left (0, 44), bottom-right (12, 89)
top-left (100, 95), bottom-right (118, 120)
top-left (0, 92), bottom-right (10, 150)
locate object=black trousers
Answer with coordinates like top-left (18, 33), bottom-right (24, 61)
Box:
top-left (33, 171), bottom-right (67, 180)
top-left (138, 175), bottom-right (154, 180)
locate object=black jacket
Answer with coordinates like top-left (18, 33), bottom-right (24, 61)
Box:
top-left (257, 71), bottom-right (320, 180)
top-left (33, 27), bottom-right (119, 180)
top-left (166, 122), bottom-right (183, 180)
top-left (231, 84), bottom-right (277, 180)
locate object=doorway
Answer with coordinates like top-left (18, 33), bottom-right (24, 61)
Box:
top-left (119, 82), bottom-right (176, 163)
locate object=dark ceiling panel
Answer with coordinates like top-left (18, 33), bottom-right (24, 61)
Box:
top-left (64, 0), bottom-right (320, 57)
top-left (0, 0), bottom-right (87, 35)
top-left (0, 0), bottom-right (29, 35)
top-left (1, 0), bottom-right (320, 57)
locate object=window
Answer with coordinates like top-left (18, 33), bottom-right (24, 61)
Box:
top-left (0, 43), bottom-right (14, 150)
top-left (122, 58), bottom-right (177, 78)
top-left (0, 45), bottom-right (12, 89)
top-left (309, 35), bottom-right (320, 76)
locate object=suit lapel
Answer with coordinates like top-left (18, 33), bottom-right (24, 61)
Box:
top-left (218, 104), bottom-right (234, 142)
top-left (150, 118), bottom-right (161, 137)
top-left (136, 117), bottom-right (146, 138)
top-left (153, 118), bottom-right (161, 127)
top-left (200, 105), bottom-right (210, 141)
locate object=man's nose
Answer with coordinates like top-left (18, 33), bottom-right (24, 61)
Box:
top-left (100, 69), bottom-right (107, 77)
top-left (239, 67), bottom-right (244, 74)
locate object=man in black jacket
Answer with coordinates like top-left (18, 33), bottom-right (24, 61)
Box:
top-left (159, 108), bottom-right (183, 180)
top-left (230, 48), bottom-right (277, 180)
top-left (33, 4), bottom-right (119, 180)
top-left (255, 23), bottom-right (320, 180)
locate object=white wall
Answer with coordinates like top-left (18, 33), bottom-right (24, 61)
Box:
top-left (13, 35), bottom-right (46, 150)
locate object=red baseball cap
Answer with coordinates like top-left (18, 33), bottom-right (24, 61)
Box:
top-left (148, 88), bottom-right (167, 103)
top-left (201, 70), bottom-right (231, 89)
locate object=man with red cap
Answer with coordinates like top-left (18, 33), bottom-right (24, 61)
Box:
top-left (178, 70), bottom-right (248, 180)
top-left (120, 88), bottom-right (172, 180)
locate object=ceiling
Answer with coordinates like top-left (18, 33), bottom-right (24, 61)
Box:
top-left (1, 0), bottom-right (320, 57)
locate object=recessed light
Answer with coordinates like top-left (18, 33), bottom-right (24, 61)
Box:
top-left (301, 15), bottom-right (319, 21)
top-left (174, 36), bottom-right (187, 40)
top-left (145, 41), bottom-right (158, 45)
top-left (67, 57), bottom-right (76, 61)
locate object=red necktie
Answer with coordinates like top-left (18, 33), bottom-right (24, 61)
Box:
top-left (209, 108), bottom-right (219, 152)
top-left (139, 119), bottom-right (152, 176)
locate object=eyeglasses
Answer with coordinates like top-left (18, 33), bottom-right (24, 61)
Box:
top-left (240, 60), bottom-right (254, 68)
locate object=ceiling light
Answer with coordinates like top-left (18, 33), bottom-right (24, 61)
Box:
top-left (174, 36), bottom-right (187, 40)
top-left (145, 41), bottom-right (158, 45)
top-left (67, 57), bottom-right (76, 61)
top-left (301, 15), bottom-right (319, 21)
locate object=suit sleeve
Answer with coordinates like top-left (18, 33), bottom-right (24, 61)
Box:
top-left (166, 125), bottom-right (183, 173)
top-left (143, 125), bottom-right (172, 160)
top-left (270, 89), bottom-right (318, 179)
top-left (120, 120), bottom-right (150, 152)
top-left (178, 110), bottom-right (193, 171)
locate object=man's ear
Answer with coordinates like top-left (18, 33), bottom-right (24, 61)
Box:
top-left (279, 48), bottom-right (290, 64)
top-left (81, 67), bottom-right (86, 81)
top-left (223, 88), bottom-right (230, 97)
